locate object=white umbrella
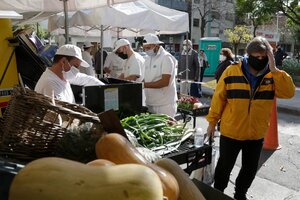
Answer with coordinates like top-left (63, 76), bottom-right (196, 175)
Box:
top-left (0, 0), bottom-right (137, 42)
top-left (0, 0), bottom-right (135, 12)
top-left (66, 0), bottom-right (189, 34)
top-left (47, 0), bottom-right (189, 77)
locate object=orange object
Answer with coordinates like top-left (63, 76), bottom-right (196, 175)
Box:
top-left (263, 98), bottom-right (281, 150)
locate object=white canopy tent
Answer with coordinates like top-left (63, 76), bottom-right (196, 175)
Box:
top-left (47, 0), bottom-right (189, 77)
top-left (48, 0), bottom-right (189, 35)
top-left (0, 0), bottom-right (136, 40)
top-left (0, 0), bottom-right (135, 12)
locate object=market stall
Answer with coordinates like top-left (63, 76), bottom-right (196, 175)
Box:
top-left (0, 1), bottom-right (232, 200)
top-left (0, 85), bottom-right (236, 200)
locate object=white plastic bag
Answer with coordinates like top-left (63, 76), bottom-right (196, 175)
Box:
top-left (202, 144), bottom-right (219, 186)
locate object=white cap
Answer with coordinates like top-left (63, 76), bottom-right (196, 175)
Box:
top-left (143, 33), bottom-right (164, 45)
top-left (83, 41), bottom-right (93, 48)
top-left (113, 39), bottom-right (130, 52)
top-left (56, 44), bottom-right (89, 67)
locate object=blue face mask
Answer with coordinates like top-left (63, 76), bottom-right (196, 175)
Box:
top-left (145, 48), bottom-right (156, 57)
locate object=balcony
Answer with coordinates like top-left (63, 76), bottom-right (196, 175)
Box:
top-left (157, 0), bottom-right (188, 11)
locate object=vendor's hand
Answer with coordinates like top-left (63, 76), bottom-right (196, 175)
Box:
top-left (206, 124), bottom-right (216, 138)
top-left (267, 48), bottom-right (277, 72)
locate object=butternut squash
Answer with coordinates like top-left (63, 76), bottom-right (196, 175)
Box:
top-left (87, 159), bottom-right (115, 166)
top-left (96, 133), bottom-right (180, 200)
top-left (156, 158), bottom-right (206, 200)
top-left (9, 157), bottom-right (163, 200)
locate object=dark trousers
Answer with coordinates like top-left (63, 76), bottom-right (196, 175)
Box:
top-left (190, 82), bottom-right (202, 98)
top-left (214, 135), bottom-right (263, 197)
top-left (199, 67), bottom-right (206, 91)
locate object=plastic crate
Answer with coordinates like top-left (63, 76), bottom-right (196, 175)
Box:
top-left (163, 139), bottom-right (212, 175)
top-left (192, 179), bottom-right (234, 200)
top-left (0, 160), bottom-right (24, 200)
top-left (177, 105), bottom-right (210, 128)
top-left (81, 78), bottom-right (143, 115)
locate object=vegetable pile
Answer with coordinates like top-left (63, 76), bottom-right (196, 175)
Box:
top-left (177, 96), bottom-right (200, 110)
top-left (121, 113), bottom-right (186, 149)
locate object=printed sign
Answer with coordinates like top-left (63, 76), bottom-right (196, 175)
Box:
top-left (207, 45), bottom-right (217, 50)
top-left (104, 88), bottom-right (119, 111)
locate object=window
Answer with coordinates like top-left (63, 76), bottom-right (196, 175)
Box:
top-left (193, 18), bottom-right (200, 27)
top-left (194, 0), bottom-right (200, 4)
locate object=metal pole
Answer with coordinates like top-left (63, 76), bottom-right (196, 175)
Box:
top-left (63, 0), bottom-right (69, 44)
top-left (100, 25), bottom-right (104, 78)
top-left (207, 0), bottom-right (212, 37)
top-left (276, 12), bottom-right (279, 46)
top-left (185, 32), bottom-right (189, 80)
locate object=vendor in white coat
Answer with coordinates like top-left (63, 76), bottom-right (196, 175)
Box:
top-left (113, 38), bottom-right (145, 105)
top-left (143, 33), bottom-right (178, 118)
top-left (35, 44), bottom-right (105, 103)
top-left (103, 52), bottom-right (125, 78)
top-left (80, 41), bottom-right (95, 76)
top-left (113, 39), bottom-right (145, 82)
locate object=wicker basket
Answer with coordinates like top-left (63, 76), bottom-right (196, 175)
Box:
top-left (0, 87), bottom-right (101, 161)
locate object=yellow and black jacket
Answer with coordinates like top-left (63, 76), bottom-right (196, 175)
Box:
top-left (206, 61), bottom-right (295, 140)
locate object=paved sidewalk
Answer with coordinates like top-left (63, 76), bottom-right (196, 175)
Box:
top-left (191, 114), bottom-right (300, 200)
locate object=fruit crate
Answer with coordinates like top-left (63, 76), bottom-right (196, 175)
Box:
top-left (0, 160), bottom-right (24, 200)
top-left (72, 78), bottom-right (143, 117)
top-left (162, 138), bottom-right (212, 175)
top-left (177, 105), bottom-right (210, 128)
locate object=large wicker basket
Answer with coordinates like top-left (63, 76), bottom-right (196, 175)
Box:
top-left (0, 87), bottom-right (101, 161)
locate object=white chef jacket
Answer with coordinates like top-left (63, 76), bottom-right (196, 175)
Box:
top-left (104, 52), bottom-right (125, 78)
top-left (80, 51), bottom-right (95, 76)
top-left (35, 68), bottom-right (104, 103)
top-left (122, 52), bottom-right (145, 82)
top-left (144, 46), bottom-right (177, 109)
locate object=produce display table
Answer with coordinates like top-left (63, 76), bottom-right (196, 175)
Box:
top-left (177, 105), bottom-right (210, 128)
top-left (192, 179), bottom-right (234, 200)
top-left (0, 160), bottom-right (24, 200)
top-left (162, 138), bottom-right (212, 175)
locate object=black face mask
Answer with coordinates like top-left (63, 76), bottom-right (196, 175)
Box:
top-left (248, 55), bottom-right (269, 71)
top-left (117, 52), bottom-right (128, 60)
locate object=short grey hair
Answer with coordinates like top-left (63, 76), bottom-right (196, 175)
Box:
top-left (246, 36), bottom-right (273, 54)
top-left (183, 39), bottom-right (192, 47)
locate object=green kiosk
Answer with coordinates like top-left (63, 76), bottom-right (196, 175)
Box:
top-left (199, 37), bottom-right (222, 76)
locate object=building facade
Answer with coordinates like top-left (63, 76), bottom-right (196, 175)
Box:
top-left (156, 0), bottom-right (298, 58)
top-left (156, 0), bottom-right (236, 51)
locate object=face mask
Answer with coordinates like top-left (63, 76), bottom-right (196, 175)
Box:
top-left (219, 55), bottom-right (226, 62)
top-left (145, 48), bottom-right (156, 57)
top-left (117, 52), bottom-right (128, 60)
top-left (183, 46), bottom-right (187, 51)
top-left (248, 55), bottom-right (269, 71)
top-left (63, 65), bottom-right (79, 80)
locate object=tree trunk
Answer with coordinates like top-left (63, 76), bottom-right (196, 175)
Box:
top-left (200, 17), bottom-right (206, 38)
top-left (234, 44), bottom-right (239, 61)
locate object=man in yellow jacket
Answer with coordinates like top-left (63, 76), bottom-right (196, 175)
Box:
top-left (206, 36), bottom-right (295, 200)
